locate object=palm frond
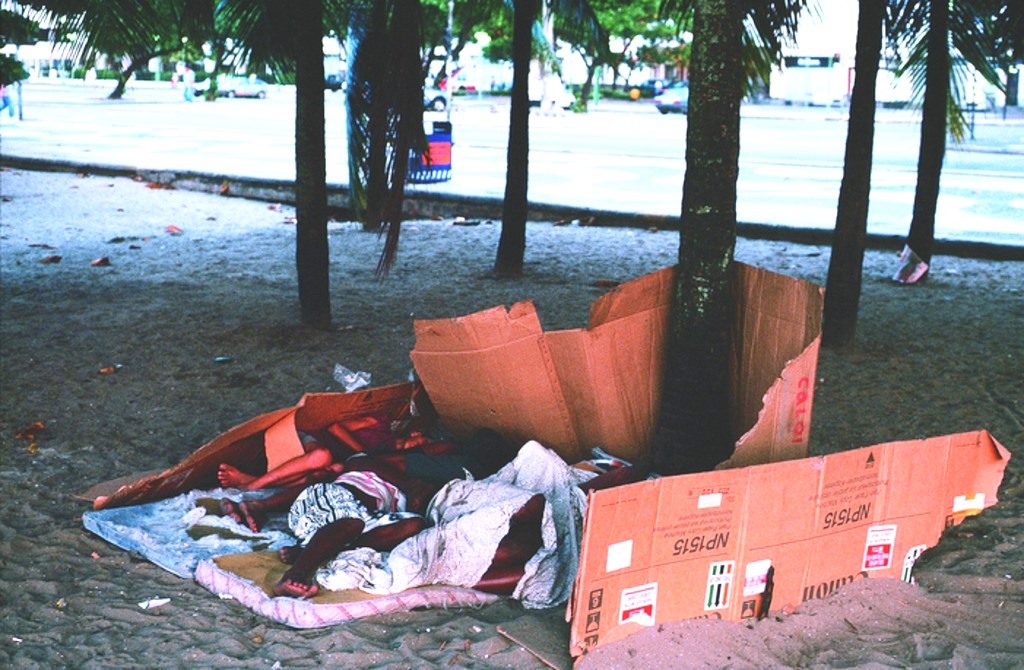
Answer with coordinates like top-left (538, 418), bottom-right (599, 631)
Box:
top-left (890, 0), bottom-right (1004, 141)
top-left (661, 0), bottom-right (817, 92)
top-left (346, 0), bottom-right (427, 275)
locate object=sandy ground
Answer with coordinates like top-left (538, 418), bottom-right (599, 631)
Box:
top-left (0, 166), bottom-right (1022, 669)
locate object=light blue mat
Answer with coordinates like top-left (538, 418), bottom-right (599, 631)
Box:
top-left (83, 489), bottom-right (295, 578)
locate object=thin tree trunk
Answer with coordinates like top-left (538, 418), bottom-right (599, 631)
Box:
top-left (906, 0), bottom-right (949, 268)
top-left (294, 1), bottom-right (331, 328)
top-left (108, 48), bottom-right (177, 100)
top-left (651, 0), bottom-right (743, 475)
top-left (365, 1), bottom-right (389, 232)
top-left (822, 0), bottom-right (884, 348)
top-left (204, 42), bottom-right (225, 101)
top-left (494, 0), bottom-right (536, 277)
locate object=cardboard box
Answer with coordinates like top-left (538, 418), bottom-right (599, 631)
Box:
top-left (567, 430), bottom-right (1009, 656)
top-left (411, 263), bottom-right (824, 467)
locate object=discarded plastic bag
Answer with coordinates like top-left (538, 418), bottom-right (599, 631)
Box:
top-left (893, 244), bottom-right (929, 284)
top-left (333, 363), bottom-right (371, 392)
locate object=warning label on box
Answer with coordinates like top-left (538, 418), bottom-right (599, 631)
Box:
top-left (619, 583), bottom-right (658, 626)
top-left (862, 524), bottom-right (897, 571)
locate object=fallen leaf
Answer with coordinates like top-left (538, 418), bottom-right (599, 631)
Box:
top-left (165, 225), bottom-right (183, 235)
top-left (552, 219), bottom-right (571, 226)
top-left (219, 181), bottom-right (230, 195)
top-left (145, 182), bottom-right (175, 190)
top-left (90, 551), bottom-right (101, 560)
top-left (29, 243), bottom-right (56, 249)
top-left (15, 420), bottom-right (45, 440)
top-left (430, 214), bottom-right (443, 221)
top-left (27, 443), bottom-right (38, 455)
top-left (99, 366), bottom-right (118, 375)
top-left (2, 196), bottom-right (12, 202)
top-left (205, 216), bottom-right (216, 221)
top-left (129, 244), bottom-right (142, 250)
top-left (592, 278), bottom-right (620, 288)
top-left (91, 257), bottom-right (111, 267)
top-left (267, 203), bottom-right (282, 212)
top-left (54, 598), bottom-right (67, 610)
top-left (39, 255), bottom-right (62, 264)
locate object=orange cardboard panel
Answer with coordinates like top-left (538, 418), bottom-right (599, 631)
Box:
top-left (412, 263), bottom-right (824, 468)
top-left (568, 430), bottom-right (1010, 656)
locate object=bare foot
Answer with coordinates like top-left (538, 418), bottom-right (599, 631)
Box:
top-left (272, 577), bottom-right (319, 599)
top-left (278, 545), bottom-right (302, 565)
top-left (220, 498), bottom-right (265, 532)
top-left (217, 463), bottom-right (256, 489)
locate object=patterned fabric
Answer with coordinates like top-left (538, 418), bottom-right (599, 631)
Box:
top-left (287, 471), bottom-right (407, 545)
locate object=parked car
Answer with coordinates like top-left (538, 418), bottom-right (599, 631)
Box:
top-left (196, 75), bottom-right (270, 99)
top-left (630, 78), bottom-right (671, 98)
top-left (424, 87), bottom-right (447, 112)
top-left (653, 81), bottom-right (689, 114)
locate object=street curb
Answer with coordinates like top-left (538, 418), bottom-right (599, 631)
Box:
top-left (3, 154), bottom-right (1022, 262)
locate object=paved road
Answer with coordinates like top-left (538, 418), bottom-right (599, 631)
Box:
top-left (2, 79), bottom-right (1022, 247)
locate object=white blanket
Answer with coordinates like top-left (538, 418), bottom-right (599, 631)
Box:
top-left (315, 441), bottom-right (594, 609)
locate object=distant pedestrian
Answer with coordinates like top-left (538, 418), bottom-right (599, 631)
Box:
top-left (0, 84), bottom-right (14, 118)
top-left (183, 67), bottom-right (195, 102)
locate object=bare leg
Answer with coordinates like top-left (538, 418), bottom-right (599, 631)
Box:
top-left (237, 446), bottom-right (335, 491)
top-left (272, 517), bottom-right (427, 598)
top-left (273, 518), bottom-right (365, 598)
top-left (217, 464), bottom-right (256, 488)
top-left (220, 486), bottom-right (305, 532)
top-left (474, 494), bottom-right (544, 595)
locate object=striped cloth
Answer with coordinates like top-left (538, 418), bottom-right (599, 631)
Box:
top-left (287, 471), bottom-right (407, 545)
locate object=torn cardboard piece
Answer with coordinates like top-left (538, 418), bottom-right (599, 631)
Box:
top-left (92, 382), bottom-right (423, 509)
top-left (568, 429), bottom-right (1010, 656)
top-left (411, 263), bottom-right (823, 467)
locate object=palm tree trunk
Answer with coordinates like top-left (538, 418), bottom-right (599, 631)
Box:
top-left (494, 0), bottom-right (537, 278)
top-left (294, 1), bottom-right (331, 328)
top-left (651, 0), bottom-right (743, 475)
top-left (906, 0), bottom-right (949, 268)
top-left (822, 0), bottom-right (884, 348)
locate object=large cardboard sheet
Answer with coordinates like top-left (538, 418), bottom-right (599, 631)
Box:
top-left (93, 383), bottom-right (421, 509)
top-left (411, 263), bottom-right (824, 466)
top-left (568, 430), bottom-right (1010, 656)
